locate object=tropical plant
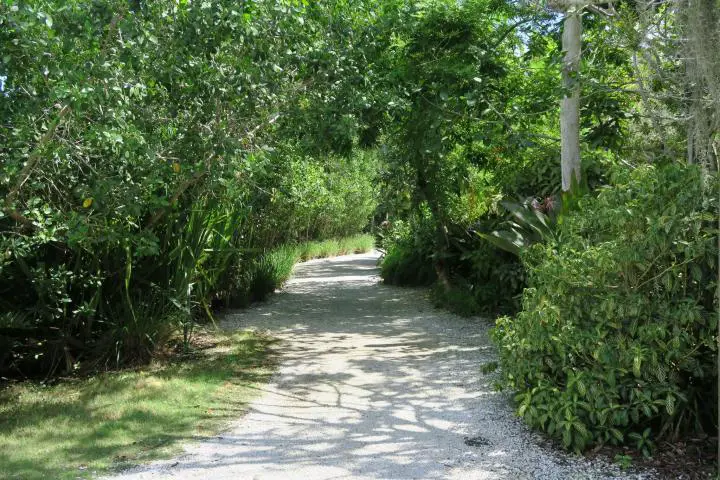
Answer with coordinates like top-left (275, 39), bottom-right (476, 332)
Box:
top-left (0, 0), bottom-right (384, 376)
top-left (493, 164), bottom-right (718, 452)
top-left (477, 198), bottom-right (559, 256)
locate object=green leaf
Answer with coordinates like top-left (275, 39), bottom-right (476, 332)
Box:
top-left (632, 356), bottom-right (641, 378)
top-left (609, 428), bottom-right (624, 443)
top-left (665, 394), bottom-right (675, 416)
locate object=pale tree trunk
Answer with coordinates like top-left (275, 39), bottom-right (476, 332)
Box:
top-left (560, 8), bottom-right (582, 192)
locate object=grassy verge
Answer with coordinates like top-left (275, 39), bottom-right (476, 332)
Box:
top-left (231, 234), bottom-right (375, 307)
top-left (0, 330), bottom-right (277, 480)
top-left (297, 233), bottom-right (375, 262)
top-left (0, 234), bottom-right (373, 478)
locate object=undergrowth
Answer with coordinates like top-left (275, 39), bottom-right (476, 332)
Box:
top-left (228, 234), bottom-right (375, 307)
top-left (493, 164), bottom-right (718, 453)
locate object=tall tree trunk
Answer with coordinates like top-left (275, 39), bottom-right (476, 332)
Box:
top-left (561, 9), bottom-right (582, 192)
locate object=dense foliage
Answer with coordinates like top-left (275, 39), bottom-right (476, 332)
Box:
top-left (0, 0), bottom-right (383, 376)
top-left (375, 0), bottom-right (627, 314)
top-left (373, 0), bottom-right (718, 456)
top-left (494, 164), bottom-right (717, 452)
top-left (1, 0), bottom-right (717, 461)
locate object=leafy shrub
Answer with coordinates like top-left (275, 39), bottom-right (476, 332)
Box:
top-left (493, 164), bottom-right (718, 452)
top-left (465, 197), bottom-right (562, 315)
top-left (458, 237), bottom-right (526, 315)
top-left (430, 281), bottom-right (480, 317)
top-left (379, 215), bottom-right (525, 314)
top-left (380, 217), bottom-right (437, 287)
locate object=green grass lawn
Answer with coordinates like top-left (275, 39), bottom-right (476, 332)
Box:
top-left (0, 330), bottom-right (277, 480)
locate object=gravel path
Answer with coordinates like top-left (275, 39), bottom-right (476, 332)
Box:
top-left (108, 251), bottom-right (653, 480)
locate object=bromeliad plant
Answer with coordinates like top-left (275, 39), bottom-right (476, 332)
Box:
top-left (476, 197), bottom-right (559, 256)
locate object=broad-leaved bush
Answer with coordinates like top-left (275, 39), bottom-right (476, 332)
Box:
top-left (493, 164), bottom-right (718, 452)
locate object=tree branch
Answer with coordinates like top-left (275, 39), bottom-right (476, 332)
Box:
top-left (4, 105), bottom-right (71, 230)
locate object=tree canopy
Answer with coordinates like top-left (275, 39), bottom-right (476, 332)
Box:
top-left (1, 0), bottom-right (718, 462)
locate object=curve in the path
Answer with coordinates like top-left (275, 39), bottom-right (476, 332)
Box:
top-left (108, 251), bottom-right (652, 480)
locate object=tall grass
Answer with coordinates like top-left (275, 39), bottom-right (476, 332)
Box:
top-left (264, 245), bottom-right (300, 285)
top-left (227, 234), bottom-right (375, 307)
top-left (246, 246), bottom-right (299, 303)
top-left (298, 234), bottom-right (374, 261)
top-left (339, 234), bottom-right (375, 255)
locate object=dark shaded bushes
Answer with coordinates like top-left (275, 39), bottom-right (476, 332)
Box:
top-left (381, 243), bottom-right (438, 287)
top-left (379, 219), bottom-right (437, 287)
top-left (379, 214), bottom-right (525, 314)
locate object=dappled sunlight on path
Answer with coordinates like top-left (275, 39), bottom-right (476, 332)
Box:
top-left (107, 252), bottom-right (651, 480)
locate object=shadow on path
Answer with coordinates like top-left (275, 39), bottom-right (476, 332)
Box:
top-left (107, 252), bottom-right (651, 480)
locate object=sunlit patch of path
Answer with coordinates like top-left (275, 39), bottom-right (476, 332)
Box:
top-left (107, 251), bottom-right (653, 480)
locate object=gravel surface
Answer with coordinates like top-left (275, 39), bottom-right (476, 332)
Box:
top-left (107, 251), bottom-right (654, 480)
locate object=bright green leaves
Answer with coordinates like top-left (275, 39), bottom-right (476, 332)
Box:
top-left (0, 0), bottom-right (388, 376)
top-left (492, 163), bottom-right (718, 454)
top-left (37, 11), bottom-right (53, 28)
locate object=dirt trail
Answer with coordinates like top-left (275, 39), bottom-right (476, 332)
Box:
top-left (108, 251), bottom-right (651, 480)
